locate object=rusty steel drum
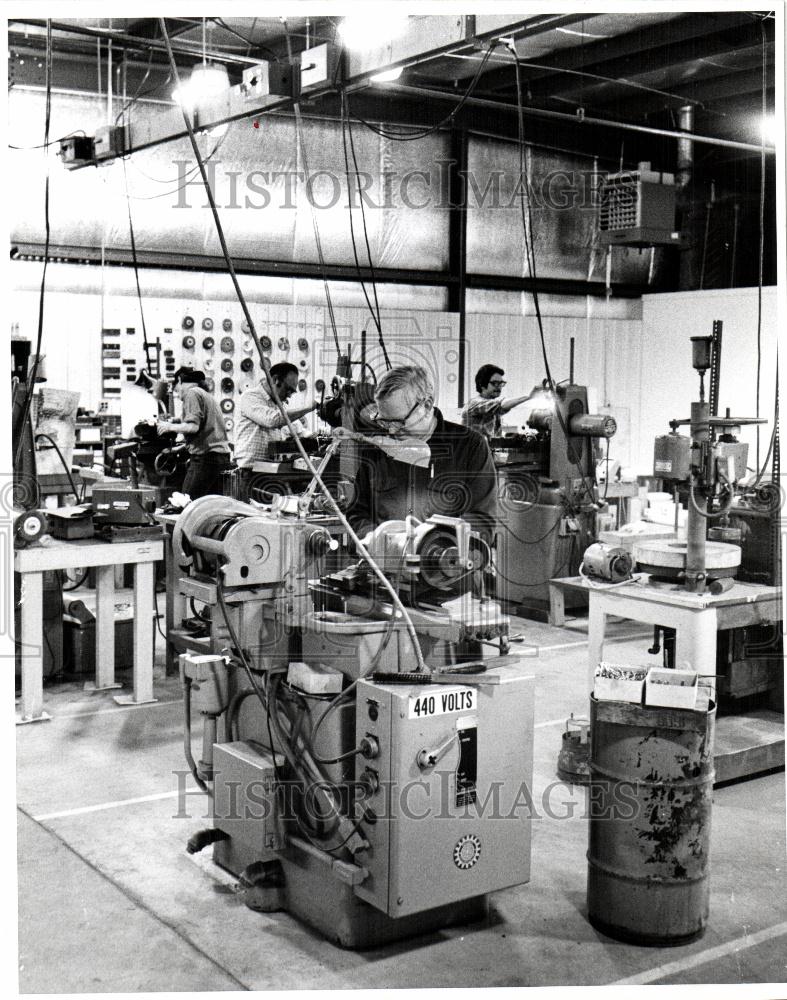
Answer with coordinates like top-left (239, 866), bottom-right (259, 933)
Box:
top-left (587, 696), bottom-right (716, 946)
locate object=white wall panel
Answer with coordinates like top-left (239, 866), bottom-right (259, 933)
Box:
top-left (639, 287), bottom-right (779, 476)
top-left (9, 262), bottom-right (457, 434)
top-left (462, 312), bottom-right (643, 469)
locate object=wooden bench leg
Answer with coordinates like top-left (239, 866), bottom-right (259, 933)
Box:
top-left (549, 583), bottom-right (566, 627)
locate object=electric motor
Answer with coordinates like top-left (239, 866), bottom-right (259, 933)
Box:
top-left (581, 542), bottom-right (633, 582)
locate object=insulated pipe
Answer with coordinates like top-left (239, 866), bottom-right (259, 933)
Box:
top-left (676, 104), bottom-right (694, 189)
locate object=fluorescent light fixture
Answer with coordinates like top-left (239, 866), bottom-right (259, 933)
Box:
top-left (173, 63), bottom-right (230, 113)
top-left (370, 66), bottom-right (403, 84)
top-left (339, 13), bottom-right (409, 51)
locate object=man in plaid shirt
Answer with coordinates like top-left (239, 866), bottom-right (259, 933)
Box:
top-left (235, 362), bottom-right (321, 499)
top-left (462, 364), bottom-right (537, 441)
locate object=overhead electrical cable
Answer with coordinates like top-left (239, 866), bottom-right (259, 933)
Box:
top-left (348, 43), bottom-right (496, 143)
top-left (14, 20), bottom-right (52, 471)
top-left (508, 43), bottom-right (597, 509)
top-left (340, 90), bottom-right (389, 368)
top-left (158, 17), bottom-right (426, 673)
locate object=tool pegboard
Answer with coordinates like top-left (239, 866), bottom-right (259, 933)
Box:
top-left (92, 301), bottom-right (460, 441)
top-left (9, 261), bottom-right (461, 442)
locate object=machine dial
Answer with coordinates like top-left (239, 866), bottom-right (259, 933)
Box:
top-left (220, 336), bottom-right (235, 353)
top-left (220, 398), bottom-right (235, 413)
top-left (202, 336), bottom-right (215, 350)
top-left (221, 377), bottom-right (235, 394)
top-left (221, 358), bottom-right (234, 372)
top-left (202, 317), bottom-right (213, 331)
top-left (278, 337), bottom-right (290, 351)
top-left (182, 335), bottom-right (196, 350)
top-left (182, 315), bottom-right (195, 330)
top-left (240, 357), bottom-right (254, 372)
top-left (222, 318), bottom-right (233, 332)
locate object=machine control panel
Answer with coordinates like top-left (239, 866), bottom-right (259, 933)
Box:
top-left (353, 669), bottom-right (534, 918)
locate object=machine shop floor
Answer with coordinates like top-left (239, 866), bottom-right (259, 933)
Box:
top-left (15, 613), bottom-right (787, 992)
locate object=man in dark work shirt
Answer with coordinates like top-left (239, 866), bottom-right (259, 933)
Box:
top-left (157, 367), bottom-right (231, 500)
top-left (347, 365), bottom-right (498, 545)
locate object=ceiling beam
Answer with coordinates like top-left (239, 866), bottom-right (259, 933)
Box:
top-left (504, 20), bottom-right (774, 106)
top-left (605, 67), bottom-right (776, 119)
top-left (9, 18), bottom-right (263, 66)
top-left (481, 11), bottom-right (762, 94)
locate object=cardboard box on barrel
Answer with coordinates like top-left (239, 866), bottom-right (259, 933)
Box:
top-left (62, 590), bottom-right (155, 675)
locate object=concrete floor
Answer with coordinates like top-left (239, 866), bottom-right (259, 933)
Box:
top-left (15, 612), bottom-right (787, 992)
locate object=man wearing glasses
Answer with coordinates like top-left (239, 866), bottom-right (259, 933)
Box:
top-left (347, 364), bottom-right (497, 548)
top-left (462, 364), bottom-right (536, 441)
top-left (235, 361), bottom-right (322, 500)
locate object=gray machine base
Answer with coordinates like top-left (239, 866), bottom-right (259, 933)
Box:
top-left (215, 843), bottom-right (488, 949)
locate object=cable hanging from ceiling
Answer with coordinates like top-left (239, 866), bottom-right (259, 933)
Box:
top-left (157, 17), bottom-right (427, 676)
top-left (347, 42), bottom-right (497, 143)
top-left (14, 19), bottom-right (52, 471)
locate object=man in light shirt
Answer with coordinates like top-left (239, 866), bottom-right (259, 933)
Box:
top-left (461, 364), bottom-right (536, 441)
top-left (235, 362), bottom-right (321, 500)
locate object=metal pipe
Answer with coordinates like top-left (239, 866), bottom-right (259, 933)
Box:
top-left (676, 104), bottom-right (694, 188)
top-left (384, 84), bottom-right (776, 155)
top-left (11, 18), bottom-right (262, 66)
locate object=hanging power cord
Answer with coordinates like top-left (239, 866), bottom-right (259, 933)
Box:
top-left (755, 17), bottom-right (767, 469)
top-left (127, 135), bottom-right (228, 199)
top-left (9, 128), bottom-right (88, 151)
top-left (34, 432), bottom-right (79, 498)
top-left (340, 90), bottom-right (386, 366)
top-left (14, 20), bottom-right (52, 471)
top-left (216, 580), bottom-right (363, 850)
top-left (748, 365), bottom-right (778, 489)
top-left (121, 158), bottom-right (155, 375)
top-left (507, 41), bottom-right (597, 511)
top-left (348, 44), bottom-right (496, 142)
top-left (183, 675), bottom-right (210, 794)
top-left (159, 17), bottom-right (426, 672)
top-left (280, 22), bottom-right (342, 360)
top-left (688, 472), bottom-right (735, 520)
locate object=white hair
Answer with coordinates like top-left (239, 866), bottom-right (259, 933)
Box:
top-left (375, 365), bottom-right (434, 404)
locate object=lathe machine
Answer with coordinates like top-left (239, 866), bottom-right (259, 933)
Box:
top-left (493, 381), bottom-right (617, 616)
top-left (174, 495), bottom-right (535, 948)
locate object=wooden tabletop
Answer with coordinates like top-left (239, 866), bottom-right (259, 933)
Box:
top-left (15, 536), bottom-right (164, 573)
top-left (553, 574), bottom-right (781, 610)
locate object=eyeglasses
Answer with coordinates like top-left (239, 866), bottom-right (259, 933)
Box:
top-left (489, 379), bottom-right (507, 387)
top-left (369, 398), bottom-right (424, 430)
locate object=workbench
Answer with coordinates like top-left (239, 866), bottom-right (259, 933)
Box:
top-left (14, 536), bottom-right (164, 723)
top-left (582, 574), bottom-right (784, 782)
top-left (584, 576), bottom-right (782, 693)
